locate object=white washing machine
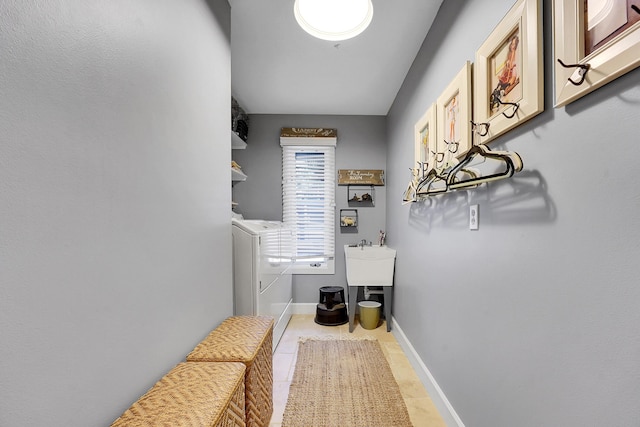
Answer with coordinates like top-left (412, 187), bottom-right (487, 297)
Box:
top-left (231, 218), bottom-right (292, 351)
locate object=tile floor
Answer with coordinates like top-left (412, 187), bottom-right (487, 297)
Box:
top-left (270, 314), bottom-right (447, 427)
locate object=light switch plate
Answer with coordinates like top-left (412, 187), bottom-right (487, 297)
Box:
top-left (469, 204), bottom-right (479, 230)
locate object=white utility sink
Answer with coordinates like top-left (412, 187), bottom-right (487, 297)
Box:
top-left (344, 245), bottom-right (396, 332)
top-left (344, 245), bottom-right (396, 286)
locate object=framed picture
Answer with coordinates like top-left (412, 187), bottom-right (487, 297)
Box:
top-left (474, 0), bottom-right (543, 144)
top-left (553, 0), bottom-right (640, 107)
top-left (436, 61), bottom-right (473, 170)
top-left (414, 103), bottom-right (436, 179)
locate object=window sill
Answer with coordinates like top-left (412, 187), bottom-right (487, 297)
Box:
top-left (290, 259), bottom-right (335, 275)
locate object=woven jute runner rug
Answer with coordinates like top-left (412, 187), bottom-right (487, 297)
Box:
top-left (282, 337), bottom-right (413, 427)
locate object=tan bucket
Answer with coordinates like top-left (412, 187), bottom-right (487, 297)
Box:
top-left (358, 301), bottom-right (381, 329)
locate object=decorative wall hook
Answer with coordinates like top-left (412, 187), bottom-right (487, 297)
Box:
top-left (495, 98), bottom-right (520, 119)
top-left (470, 120), bottom-right (490, 136)
top-left (430, 150), bottom-right (445, 163)
top-left (557, 58), bottom-right (590, 86)
top-left (416, 161), bottom-right (430, 179)
top-left (443, 139), bottom-right (459, 153)
top-left (402, 167), bottom-right (420, 204)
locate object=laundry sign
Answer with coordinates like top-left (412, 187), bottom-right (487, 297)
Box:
top-left (338, 169), bottom-right (385, 186)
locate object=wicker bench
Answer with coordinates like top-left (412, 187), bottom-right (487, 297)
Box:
top-left (111, 362), bottom-right (246, 427)
top-left (187, 316), bottom-right (274, 427)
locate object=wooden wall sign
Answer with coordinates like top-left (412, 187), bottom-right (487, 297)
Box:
top-left (338, 169), bottom-right (385, 186)
top-left (280, 128), bottom-right (337, 138)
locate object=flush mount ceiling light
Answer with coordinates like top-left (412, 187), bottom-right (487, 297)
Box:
top-left (294, 0), bottom-right (374, 41)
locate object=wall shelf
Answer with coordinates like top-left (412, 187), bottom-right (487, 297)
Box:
top-left (347, 185), bottom-right (375, 207)
top-left (232, 131), bottom-right (247, 149)
top-left (231, 97), bottom-right (248, 213)
top-left (232, 167), bottom-right (247, 182)
top-left (231, 126), bottom-right (247, 185)
top-left (340, 209), bottom-right (358, 228)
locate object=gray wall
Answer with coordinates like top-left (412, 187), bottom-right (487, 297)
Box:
top-left (233, 114), bottom-right (387, 302)
top-left (387, 0), bottom-right (640, 426)
top-left (0, 1), bottom-right (232, 426)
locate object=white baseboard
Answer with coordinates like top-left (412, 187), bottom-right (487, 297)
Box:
top-left (292, 302), bottom-right (363, 315)
top-left (292, 302), bottom-right (317, 314)
top-left (390, 317), bottom-right (465, 427)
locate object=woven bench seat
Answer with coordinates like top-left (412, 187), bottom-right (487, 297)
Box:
top-left (111, 362), bottom-right (245, 427)
top-left (187, 316), bottom-right (274, 427)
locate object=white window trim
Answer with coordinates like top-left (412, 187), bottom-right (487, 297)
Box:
top-left (281, 134), bottom-right (336, 275)
top-left (292, 256), bottom-right (335, 275)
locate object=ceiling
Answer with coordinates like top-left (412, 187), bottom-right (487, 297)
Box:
top-left (229, 0), bottom-right (444, 116)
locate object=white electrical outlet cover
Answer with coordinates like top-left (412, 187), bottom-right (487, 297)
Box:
top-left (470, 204), bottom-right (479, 230)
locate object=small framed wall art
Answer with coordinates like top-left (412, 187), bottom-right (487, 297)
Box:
top-left (553, 0), bottom-right (640, 107)
top-left (414, 103), bottom-right (436, 179)
top-left (474, 0), bottom-right (543, 144)
top-left (339, 209), bottom-right (358, 228)
top-left (436, 61), bottom-right (473, 170)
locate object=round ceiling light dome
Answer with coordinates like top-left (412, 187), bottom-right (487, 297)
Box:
top-left (294, 0), bottom-right (374, 41)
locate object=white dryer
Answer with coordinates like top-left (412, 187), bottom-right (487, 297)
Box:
top-left (231, 219), bottom-right (292, 351)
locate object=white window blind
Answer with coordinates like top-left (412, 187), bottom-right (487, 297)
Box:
top-left (282, 145), bottom-right (335, 274)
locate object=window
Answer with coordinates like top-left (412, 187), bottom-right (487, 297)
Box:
top-left (281, 137), bottom-right (336, 274)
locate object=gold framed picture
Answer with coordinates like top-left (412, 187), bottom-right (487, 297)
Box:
top-left (436, 61), bottom-right (473, 171)
top-left (553, 0), bottom-right (640, 107)
top-left (474, 0), bottom-right (543, 144)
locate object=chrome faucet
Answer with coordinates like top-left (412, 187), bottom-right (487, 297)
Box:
top-left (359, 239), bottom-right (367, 249)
